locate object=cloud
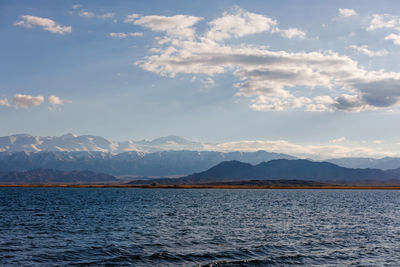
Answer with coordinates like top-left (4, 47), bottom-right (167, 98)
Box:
top-left (205, 7), bottom-right (277, 41)
top-left (134, 7), bottom-right (400, 112)
top-left (384, 33), bottom-right (400, 45)
top-left (0, 99), bottom-right (10, 107)
top-left (366, 14), bottom-right (400, 45)
top-left (201, 77), bottom-right (215, 88)
top-left (48, 95), bottom-right (69, 105)
top-left (279, 28), bottom-right (306, 39)
top-left (203, 139), bottom-right (397, 159)
top-left (78, 10), bottom-right (94, 18)
top-left (72, 7), bottom-right (115, 19)
top-left (124, 14), bottom-right (141, 23)
top-left (349, 45), bottom-right (388, 56)
top-left (329, 137), bottom-right (347, 143)
top-left (367, 14), bottom-right (400, 31)
top-left (47, 95), bottom-right (70, 111)
top-left (204, 7), bottom-right (305, 41)
top-left (338, 8), bottom-right (358, 18)
top-left (14, 15), bottom-right (71, 34)
top-left (128, 14), bottom-right (203, 39)
top-left (332, 94), bottom-right (370, 112)
top-left (13, 94), bottom-right (44, 108)
top-left (109, 32), bottom-right (143, 38)
top-left (97, 13), bottom-right (115, 19)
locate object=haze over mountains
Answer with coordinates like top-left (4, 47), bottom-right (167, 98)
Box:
top-left (0, 150), bottom-right (295, 176)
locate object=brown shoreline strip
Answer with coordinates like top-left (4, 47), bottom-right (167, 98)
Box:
top-left (1, 184), bottom-right (400, 190)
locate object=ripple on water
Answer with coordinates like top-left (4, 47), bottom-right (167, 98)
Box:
top-left (0, 188), bottom-right (400, 266)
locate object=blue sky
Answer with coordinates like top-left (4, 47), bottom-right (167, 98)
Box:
top-left (2, 0), bottom-right (400, 158)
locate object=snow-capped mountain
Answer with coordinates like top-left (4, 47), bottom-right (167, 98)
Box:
top-left (0, 133), bottom-right (205, 153)
top-left (0, 133), bottom-right (119, 153)
top-left (2, 134), bottom-right (400, 171)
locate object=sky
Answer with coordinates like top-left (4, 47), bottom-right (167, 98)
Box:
top-left (2, 0), bottom-right (400, 158)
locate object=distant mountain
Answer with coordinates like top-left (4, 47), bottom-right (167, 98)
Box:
top-left (185, 159), bottom-right (396, 182)
top-left (0, 169), bottom-right (117, 185)
top-left (130, 159), bottom-right (400, 185)
top-left (0, 150), bottom-right (296, 176)
top-left (134, 136), bottom-right (205, 152)
top-left (0, 134), bottom-right (206, 153)
top-left (326, 157), bottom-right (400, 170)
top-left (0, 133), bottom-right (120, 153)
top-left (3, 133), bottom-right (400, 171)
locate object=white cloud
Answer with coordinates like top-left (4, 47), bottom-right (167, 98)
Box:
top-left (47, 95), bottom-right (70, 111)
top-left (279, 28), bottom-right (306, 39)
top-left (305, 96), bottom-right (336, 112)
top-left (48, 95), bottom-right (69, 105)
top-left (134, 8), bottom-right (400, 112)
top-left (367, 14), bottom-right (400, 31)
top-left (201, 77), bottom-right (215, 88)
top-left (384, 33), bottom-right (400, 45)
top-left (97, 13), bottom-right (115, 19)
top-left (203, 139), bottom-right (397, 159)
top-left (14, 15), bottom-right (71, 34)
top-left (338, 8), bottom-right (358, 18)
top-left (366, 14), bottom-right (400, 45)
top-left (349, 45), bottom-right (388, 56)
top-left (204, 7), bottom-right (305, 41)
top-left (109, 32), bottom-right (143, 38)
top-left (250, 95), bottom-right (312, 112)
top-left (72, 7), bottom-right (115, 20)
top-left (13, 94), bottom-right (44, 108)
top-left (205, 7), bottom-right (277, 41)
top-left (128, 14), bottom-right (203, 40)
top-left (329, 137), bottom-right (347, 143)
top-left (78, 10), bottom-right (94, 18)
top-left (124, 14), bottom-right (141, 23)
top-left (0, 99), bottom-right (10, 107)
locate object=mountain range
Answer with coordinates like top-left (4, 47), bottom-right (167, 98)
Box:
top-left (0, 150), bottom-right (295, 176)
top-left (3, 159), bottom-right (400, 185)
top-left (0, 133), bottom-right (205, 153)
top-left (1, 133), bottom-right (400, 173)
top-left (130, 159), bottom-right (400, 185)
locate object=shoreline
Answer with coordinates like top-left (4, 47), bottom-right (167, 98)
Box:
top-left (1, 184), bottom-right (400, 190)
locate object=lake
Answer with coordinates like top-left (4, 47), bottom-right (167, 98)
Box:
top-left (1, 188), bottom-right (400, 266)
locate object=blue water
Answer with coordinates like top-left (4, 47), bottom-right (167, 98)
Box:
top-left (1, 188), bottom-right (400, 266)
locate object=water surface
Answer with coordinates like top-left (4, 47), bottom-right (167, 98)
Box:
top-left (1, 188), bottom-right (400, 266)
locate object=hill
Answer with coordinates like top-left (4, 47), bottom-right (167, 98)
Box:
top-left (129, 159), bottom-right (400, 185)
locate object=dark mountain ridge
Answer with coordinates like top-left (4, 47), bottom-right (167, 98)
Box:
top-left (185, 159), bottom-right (393, 182)
top-left (130, 159), bottom-right (400, 185)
